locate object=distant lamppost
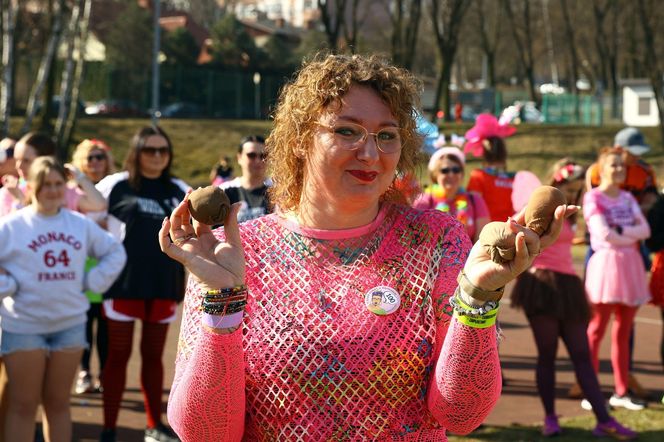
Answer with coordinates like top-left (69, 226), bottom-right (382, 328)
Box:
top-left (253, 72), bottom-right (261, 119)
top-left (151, 0), bottom-right (161, 126)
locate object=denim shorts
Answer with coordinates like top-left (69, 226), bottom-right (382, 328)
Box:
top-left (1, 322), bottom-right (88, 356)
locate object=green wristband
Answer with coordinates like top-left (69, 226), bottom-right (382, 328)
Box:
top-left (453, 307), bottom-right (499, 329)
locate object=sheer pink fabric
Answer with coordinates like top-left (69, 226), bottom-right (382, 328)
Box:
top-left (169, 204), bottom-right (501, 441)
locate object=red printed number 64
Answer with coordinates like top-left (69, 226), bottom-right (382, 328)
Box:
top-left (44, 250), bottom-right (71, 267)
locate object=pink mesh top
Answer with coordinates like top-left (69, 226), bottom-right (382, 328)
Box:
top-left (168, 203), bottom-right (501, 441)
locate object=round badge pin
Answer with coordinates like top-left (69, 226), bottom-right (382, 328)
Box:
top-left (364, 286), bottom-right (401, 316)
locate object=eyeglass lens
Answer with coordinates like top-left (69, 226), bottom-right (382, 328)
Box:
top-left (246, 152), bottom-right (267, 160)
top-left (87, 153), bottom-right (107, 162)
top-left (142, 146), bottom-right (170, 156)
top-left (330, 123), bottom-right (401, 153)
top-left (440, 166), bottom-right (462, 175)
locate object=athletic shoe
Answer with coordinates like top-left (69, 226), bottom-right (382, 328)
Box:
top-left (592, 418), bottom-right (638, 440)
top-left (75, 371), bottom-right (94, 394)
top-left (542, 414), bottom-right (561, 437)
top-left (99, 428), bottom-right (116, 442)
top-left (581, 398), bottom-right (612, 412)
top-left (145, 423), bottom-right (180, 442)
top-left (609, 393), bottom-right (646, 411)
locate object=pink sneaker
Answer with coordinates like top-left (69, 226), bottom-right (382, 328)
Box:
top-left (542, 414), bottom-right (561, 437)
top-left (592, 418), bottom-right (637, 440)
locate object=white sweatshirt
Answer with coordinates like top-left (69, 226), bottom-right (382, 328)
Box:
top-left (0, 206), bottom-right (126, 334)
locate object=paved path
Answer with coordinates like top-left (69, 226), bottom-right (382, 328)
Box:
top-left (70, 288), bottom-right (664, 441)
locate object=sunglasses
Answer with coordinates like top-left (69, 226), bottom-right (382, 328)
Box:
top-left (440, 166), bottom-right (463, 175)
top-left (141, 146), bottom-right (170, 156)
top-left (87, 153), bottom-right (107, 162)
top-left (246, 152), bottom-right (267, 160)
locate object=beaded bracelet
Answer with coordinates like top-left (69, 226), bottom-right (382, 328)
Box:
top-left (201, 300), bottom-right (247, 315)
top-left (450, 289), bottom-right (499, 317)
top-left (450, 288), bottom-right (499, 329)
top-left (205, 285), bottom-right (247, 297)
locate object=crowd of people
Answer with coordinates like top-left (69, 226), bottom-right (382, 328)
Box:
top-left (0, 53), bottom-right (661, 441)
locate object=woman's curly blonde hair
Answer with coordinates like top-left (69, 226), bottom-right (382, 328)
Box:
top-left (266, 53), bottom-right (424, 213)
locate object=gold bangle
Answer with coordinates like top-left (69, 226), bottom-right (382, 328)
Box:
top-left (457, 271), bottom-right (505, 302)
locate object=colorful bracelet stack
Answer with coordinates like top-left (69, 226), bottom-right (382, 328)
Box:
top-left (200, 285), bottom-right (247, 331)
top-left (450, 287), bottom-right (499, 329)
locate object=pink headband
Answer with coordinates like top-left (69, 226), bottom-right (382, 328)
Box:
top-left (428, 146), bottom-right (465, 172)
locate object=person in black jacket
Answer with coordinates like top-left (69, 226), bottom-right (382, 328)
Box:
top-left (95, 126), bottom-right (188, 442)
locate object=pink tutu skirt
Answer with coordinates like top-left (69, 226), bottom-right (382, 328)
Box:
top-left (585, 246), bottom-right (650, 306)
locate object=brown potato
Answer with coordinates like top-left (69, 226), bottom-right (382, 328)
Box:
top-left (187, 186), bottom-right (231, 225)
top-left (479, 185), bottom-right (565, 263)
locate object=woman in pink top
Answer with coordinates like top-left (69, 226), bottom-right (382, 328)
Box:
top-left (511, 159), bottom-right (636, 439)
top-left (584, 148), bottom-right (650, 411)
top-left (414, 146), bottom-right (489, 242)
top-left (158, 54), bottom-right (571, 441)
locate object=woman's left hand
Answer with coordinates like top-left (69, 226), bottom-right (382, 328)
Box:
top-left (464, 204), bottom-right (579, 291)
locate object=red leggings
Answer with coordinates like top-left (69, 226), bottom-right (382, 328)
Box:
top-left (586, 303), bottom-right (638, 396)
top-left (102, 319), bottom-right (169, 429)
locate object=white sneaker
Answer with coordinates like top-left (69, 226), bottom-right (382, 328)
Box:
top-left (608, 394), bottom-right (646, 411)
top-left (580, 398), bottom-right (612, 411)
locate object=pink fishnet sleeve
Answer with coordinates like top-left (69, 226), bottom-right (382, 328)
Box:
top-left (168, 273), bottom-right (246, 441)
top-left (426, 222), bottom-right (501, 435)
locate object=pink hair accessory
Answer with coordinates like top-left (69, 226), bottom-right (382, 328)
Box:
top-left (553, 163), bottom-right (584, 183)
top-left (89, 138), bottom-right (111, 151)
top-left (428, 146), bottom-right (465, 172)
top-left (463, 113), bottom-right (516, 157)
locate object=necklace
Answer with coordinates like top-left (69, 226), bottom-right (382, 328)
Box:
top-left (427, 184), bottom-right (472, 226)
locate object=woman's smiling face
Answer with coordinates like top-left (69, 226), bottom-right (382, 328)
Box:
top-left (302, 84), bottom-right (401, 212)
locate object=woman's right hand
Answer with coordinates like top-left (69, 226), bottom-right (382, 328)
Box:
top-left (158, 193), bottom-right (245, 290)
top-left (1, 175), bottom-right (23, 201)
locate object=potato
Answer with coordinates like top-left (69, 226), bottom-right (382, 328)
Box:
top-left (187, 186), bottom-right (231, 225)
top-left (479, 186), bottom-right (566, 263)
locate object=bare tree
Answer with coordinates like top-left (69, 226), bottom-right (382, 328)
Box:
top-left (636, 0), bottom-right (664, 148)
top-left (55, 0), bottom-right (82, 155)
top-left (0, 0), bottom-right (17, 138)
top-left (318, 0), bottom-right (348, 52)
top-left (55, 0), bottom-right (91, 157)
top-left (502, 0), bottom-right (539, 105)
top-left (390, 0), bottom-right (422, 69)
top-left (591, 0), bottom-right (620, 119)
top-left (21, 0), bottom-right (66, 134)
top-left (343, 0), bottom-right (371, 53)
top-left (430, 0), bottom-right (473, 122)
top-left (474, 0), bottom-right (502, 88)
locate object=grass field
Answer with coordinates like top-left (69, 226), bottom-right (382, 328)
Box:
top-left (12, 118), bottom-right (664, 188)
top-left (449, 406), bottom-right (664, 441)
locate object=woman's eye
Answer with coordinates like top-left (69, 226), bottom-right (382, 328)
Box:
top-left (335, 127), bottom-right (360, 137)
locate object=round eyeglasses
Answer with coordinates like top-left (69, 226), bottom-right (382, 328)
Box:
top-left (319, 122), bottom-right (402, 154)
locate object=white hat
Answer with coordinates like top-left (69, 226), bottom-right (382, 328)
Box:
top-left (428, 146), bottom-right (465, 172)
top-left (614, 127), bottom-right (650, 156)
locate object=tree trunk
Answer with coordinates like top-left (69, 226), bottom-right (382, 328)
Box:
top-left (318, 0), bottom-right (346, 52)
top-left (0, 0), bottom-right (16, 138)
top-left (61, 0), bottom-right (92, 156)
top-left (22, 0), bottom-right (65, 134)
top-left (636, 0), bottom-right (664, 150)
top-left (55, 0), bottom-right (82, 157)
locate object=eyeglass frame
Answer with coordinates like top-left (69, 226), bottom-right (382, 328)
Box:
top-left (439, 166), bottom-right (463, 175)
top-left (87, 153), bottom-right (107, 162)
top-left (140, 146), bottom-right (170, 156)
top-left (245, 151), bottom-right (267, 161)
top-left (317, 122), bottom-right (403, 154)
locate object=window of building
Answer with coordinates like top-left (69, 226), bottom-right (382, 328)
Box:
top-left (638, 97), bottom-right (651, 116)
